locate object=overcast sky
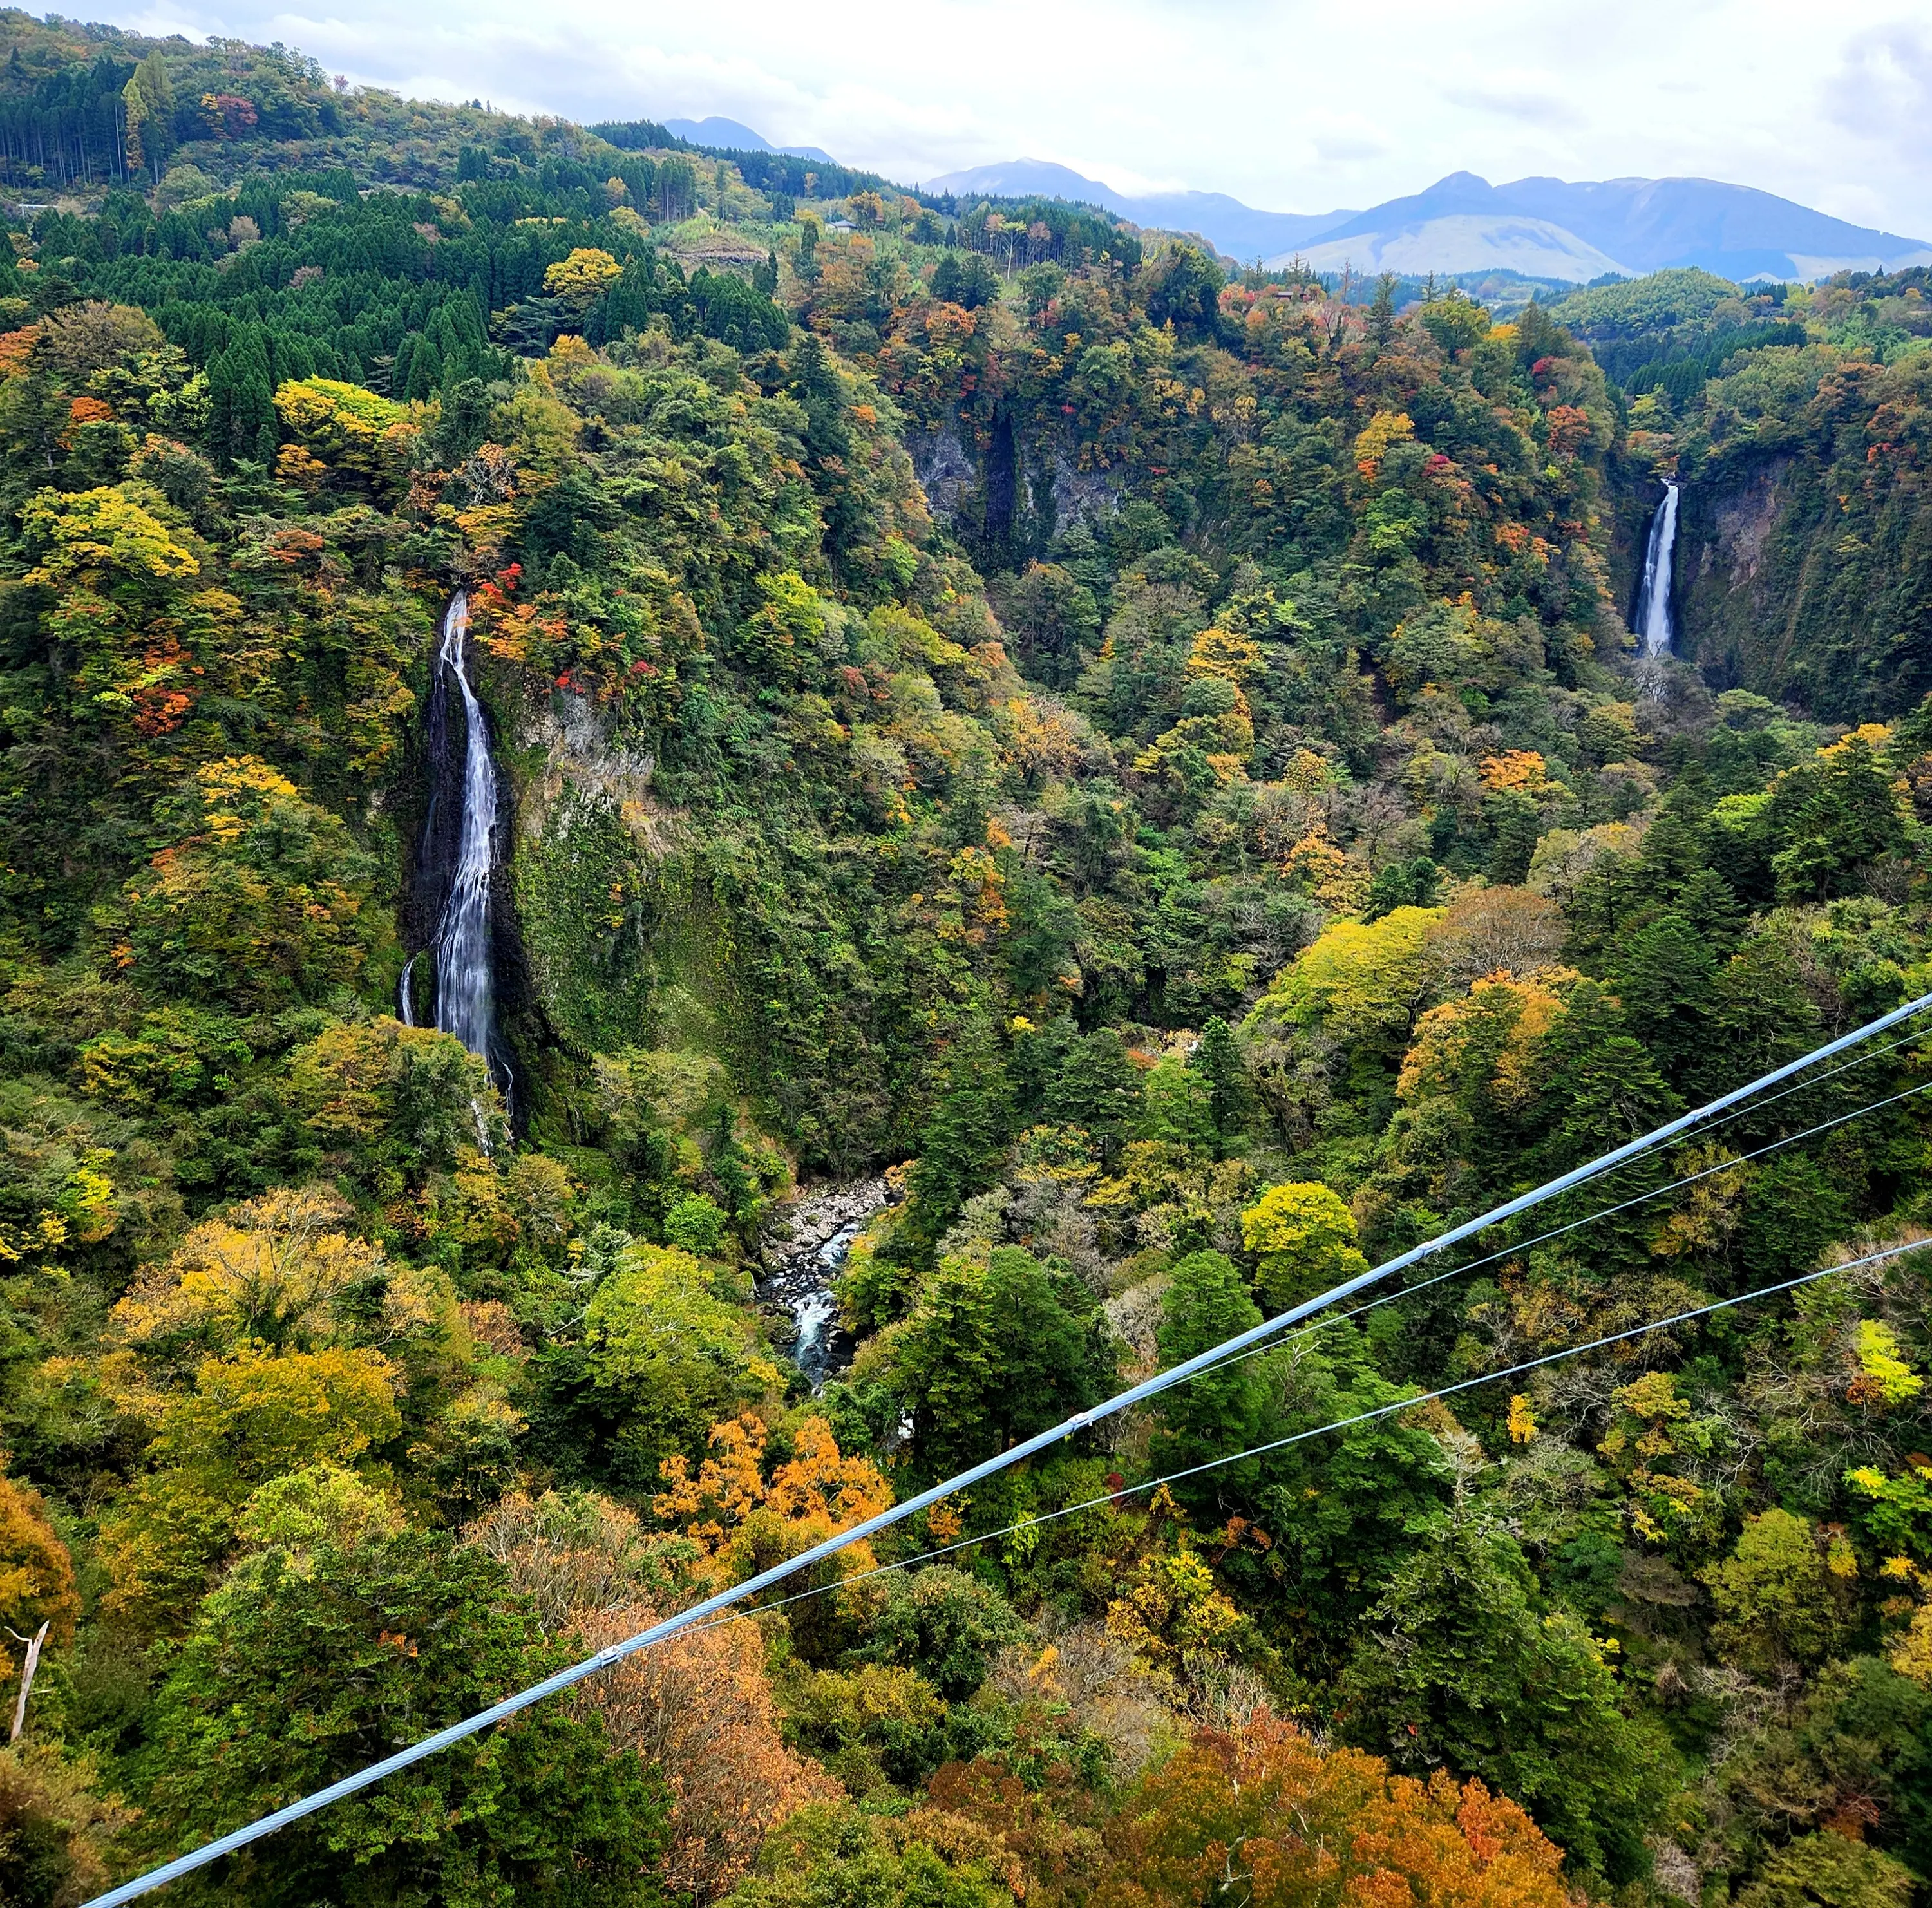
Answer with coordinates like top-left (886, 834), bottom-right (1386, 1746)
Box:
top-left (122, 0), bottom-right (1932, 236)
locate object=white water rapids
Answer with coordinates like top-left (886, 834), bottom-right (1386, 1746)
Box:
top-left (1637, 478), bottom-right (1680, 656)
top-left (403, 593), bottom-right (507, 1126)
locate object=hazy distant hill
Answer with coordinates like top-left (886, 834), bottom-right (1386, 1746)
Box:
top-left (922, 157), bottom-right (1352, 260)
top-left (923, 155), bottom-right (1932, 285)
top-left (1292, 172), bottom-right (1932, 282)
top-left (663, 115), bottom-right (835, 164)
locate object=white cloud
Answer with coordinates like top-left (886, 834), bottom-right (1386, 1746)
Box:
top-left (1307, 117), bottom-right (1395, 165)
top-left (1442, 68), bottom-right (1580, 131)
top-left (1827, 21), bottom-right (1932, 176)
top-left (86, 0), bottom-right (1932, 237)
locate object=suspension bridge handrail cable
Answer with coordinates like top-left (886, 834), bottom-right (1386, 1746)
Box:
top-left (83, 987), bottom-right (1932, 1906)
top-left (668, 1230), bottom-right (1932, 1644)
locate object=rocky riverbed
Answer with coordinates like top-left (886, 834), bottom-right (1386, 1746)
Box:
top-left (759, 1178), bottom-right (891, 1388)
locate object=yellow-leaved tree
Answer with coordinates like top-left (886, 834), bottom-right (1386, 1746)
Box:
top-left (543, 247), bottom-right (623, 307)
top-left (19, 480), bottom-right (210, 758)
top-left (112, 1186), bottom-right (388, 1365)
top-left (92, 1187), bottom-right (467, 1632)
top-left (116, 756), bottom-right (376, 1012)
top-left (1240, 1182), bottom-right (1369, 1309)
top-left (272, 377), bottom-right (421, 494)
top-left (99, 1341), bottom-right (403, 1631)
top-left (0, 1463), bottom-right (80, 1679)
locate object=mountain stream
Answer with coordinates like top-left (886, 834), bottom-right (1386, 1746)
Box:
top-left (761, 1179), bottom-right (889, 1388)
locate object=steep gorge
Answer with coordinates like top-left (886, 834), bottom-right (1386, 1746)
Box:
top-left (2, 36), bottom-right (1931, 1900)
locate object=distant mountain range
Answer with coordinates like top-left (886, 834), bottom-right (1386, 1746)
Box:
top-left (925, 159), bottom-right (1932, 285)
top-left (665, 116), bottom-right (1932, 285)
top-left (916, 158), bottom-right (1354, 264)
top-left (663, 116), bottom-right (835, 164)
top-left (1286, 173), bottom-right (1932, 283)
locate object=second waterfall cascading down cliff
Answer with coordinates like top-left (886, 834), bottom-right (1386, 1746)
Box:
top-left (1636, 477), bottom-right (1680, 656)
top-left (404, 592), bottom-right (511, 1124)
top-left (432, 592), bottom-right (500, 1061)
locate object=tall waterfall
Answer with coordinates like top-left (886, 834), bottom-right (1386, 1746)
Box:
top-left (1636, 478), bottom-right (1680, 656)
top-left (404, 594), bottom-right (506, 1104)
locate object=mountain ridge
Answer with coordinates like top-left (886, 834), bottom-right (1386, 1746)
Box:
top-left (922, 155), bottom-right (1932, 283)
top-left (663, 114), bottom-right (835, 164)
top-left (920, 156), bottom-right (1354, 261)
top-left (1290, 170), bottom-right (1932, 281)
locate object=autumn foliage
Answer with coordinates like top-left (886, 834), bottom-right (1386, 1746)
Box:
top-left (1099, 1712), bottom-right (1571, 1908)
top-left (572, 1601), bottom-right (838, 1904)
top-left (0, 1465), bottom-right (79, 1675)
top-left (654, 1411), bottom-right (894, 1589)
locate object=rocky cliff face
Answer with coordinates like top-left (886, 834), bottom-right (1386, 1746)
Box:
top-left (1652, 447), bottom-right (1932, 721)
top-left (1674, 456), bottom-right (1804, 695)
top-left (908, 419), bottom-right (1126, 567)
top-left (502, 686), bottom-right (692, 1063)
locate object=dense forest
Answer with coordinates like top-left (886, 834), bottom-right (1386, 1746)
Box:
top-left (0, 15), bottom-right (1929, 1907)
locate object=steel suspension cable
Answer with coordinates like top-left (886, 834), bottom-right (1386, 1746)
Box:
top-left (1183, 1071), bottom-right (1932, 1388)
top-left (84, 988), bottom-right (1932, 1906)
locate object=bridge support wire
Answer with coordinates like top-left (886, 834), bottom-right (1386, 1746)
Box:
top-left (85, 988), bottom-right (1932, 1905)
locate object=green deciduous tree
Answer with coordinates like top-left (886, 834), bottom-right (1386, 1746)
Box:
top-left (580, 1243), bottom-right (780, 1488)
top-left (1705, 1508), bottom-right (1848, 1673)
top-left (1736, 1833), bottom-right (1915, 1908)
top-left (138, 1530), bottom-right (668, 1905)
top-left (890, 1247), bottom-right (1112, 1475)
top-left (853, 1567), bottom-right (1024, 1701)
top-left (1139, 1053), bottom-right (1213, 1153)
top-left (728, 1801), bottom-right (1010, 1908)
top-left (287, 1019), bottom-right (504, 1193)
top-left (1340, 1512), bottom-right (1674, 1885)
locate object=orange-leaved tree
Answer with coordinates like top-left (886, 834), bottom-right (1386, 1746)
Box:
top-left (654, 1412), bottom-right (894, 1655)
top-left (0, 1462), bottom-right (80, 1682)
top-left (571, 1600), bottom-right (839, 1905)
top-left (656, 1413), bottom-right (892, 1580)
top-left (1099, 1710), bottom-right (1570, 1907)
